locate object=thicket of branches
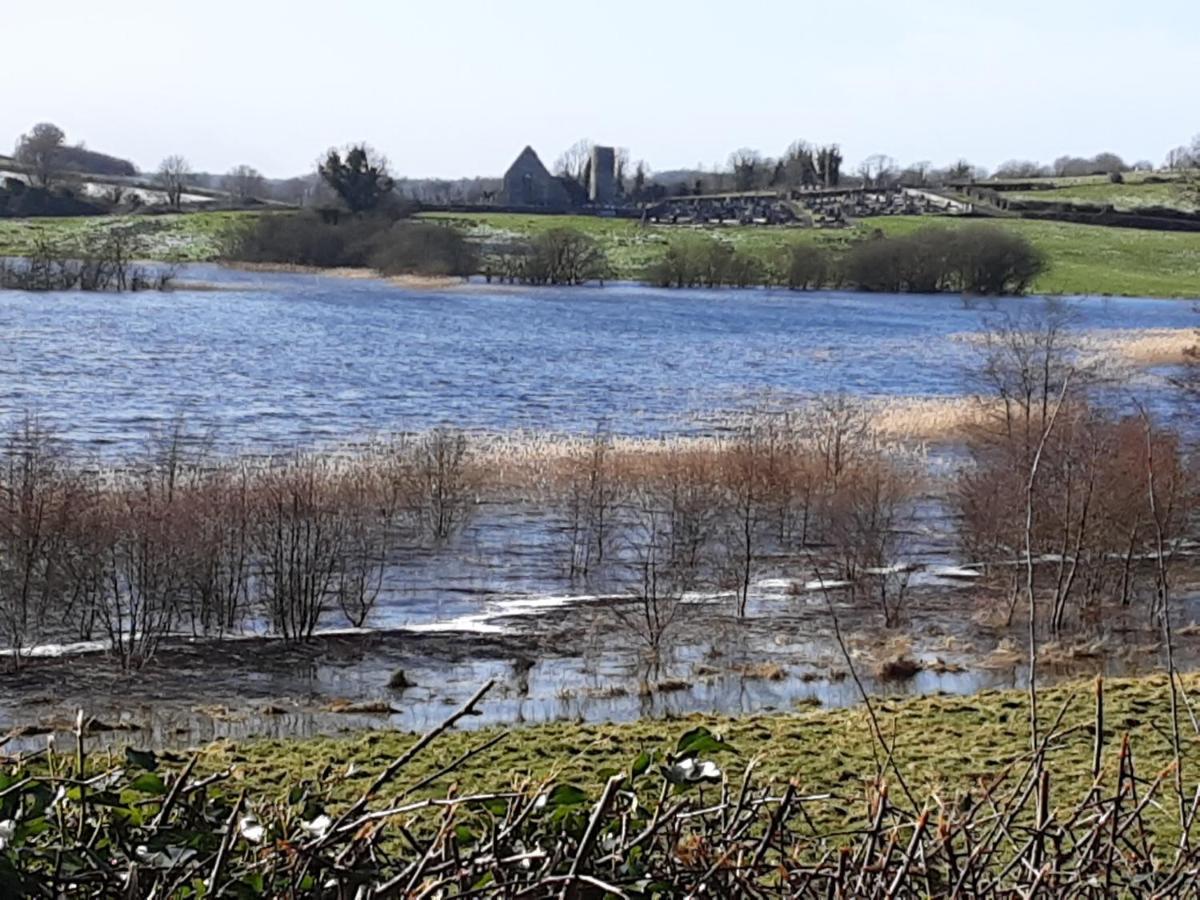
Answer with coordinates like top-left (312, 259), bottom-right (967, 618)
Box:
top-left (0, 424), bottom-right (477, 669)
top-left (0, 233), bottom-right (173, 292)
top-left (956, 313), bottom-right (1197, 634)
top-left (643, 225), bottom-right (1044, 294)
top-left (557, 407), bottom-right (918, 648)
top-left (488, 227), bottom-right (611, 285)
top-left (844, 225), bottom-right (1047, 294)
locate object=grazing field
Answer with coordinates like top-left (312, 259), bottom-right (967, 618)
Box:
top-left (196, 674), bottom-right (1195, 837)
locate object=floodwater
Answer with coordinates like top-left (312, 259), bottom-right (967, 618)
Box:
top-left (0, 268), bottom-right (1197, 750)
top-left (0, 267), bottom-right (1195, 451)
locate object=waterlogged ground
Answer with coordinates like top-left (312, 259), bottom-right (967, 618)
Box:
top-left (3, 577), bottom-right (1200, 755)
top-left (1, 268), bottom-right (1198, 750)
top-left (0, 266), bottom-right (1196, 451)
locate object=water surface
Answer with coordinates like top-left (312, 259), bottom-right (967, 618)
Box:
top-left (1, 268), bottom-right (1193, 452)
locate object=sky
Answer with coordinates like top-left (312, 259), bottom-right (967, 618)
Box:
top-left (3, 0), bottom-right (1197, 180)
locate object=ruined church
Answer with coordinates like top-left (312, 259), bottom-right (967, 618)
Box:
top-left (499, 145), bottom-right (617, 210)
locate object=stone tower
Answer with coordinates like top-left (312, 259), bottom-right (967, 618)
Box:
top-left (589, 145), bottom-right (616, 205)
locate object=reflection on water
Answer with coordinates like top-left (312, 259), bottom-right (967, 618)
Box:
top-left (3, 583), bottom-right (1196, 755)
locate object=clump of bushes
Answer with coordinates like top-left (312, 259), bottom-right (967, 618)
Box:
top-left (640, 226), bottom-right (1043, 295)
top-left (224, 213), bottom-right (478, 277)
top-left (489, 227), bottom-right (610, 285)
top-left (781, 243), bottom-right (833, 290)
top-left (844, 224), bottom-right (1046, 294)
top-left (645, 234), bottom-right (767, 288)
top-left (0, 178), bottom-right (106, 217)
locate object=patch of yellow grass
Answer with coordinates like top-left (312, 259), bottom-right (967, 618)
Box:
top-left (865, 396), bottom-right (998, 441)
top-left (1087, 329), bottom-right (1198, 366)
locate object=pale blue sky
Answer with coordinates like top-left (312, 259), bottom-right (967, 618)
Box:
top-left (4, 0), bottom-right (1197, 178)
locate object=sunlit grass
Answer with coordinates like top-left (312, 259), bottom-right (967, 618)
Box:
top-left (193, 674), bottom-right (1200, 838)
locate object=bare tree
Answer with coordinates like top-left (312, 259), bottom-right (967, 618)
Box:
top-left (157, 155), bottom-right (191, 209)
top-left (223, 164), bottom-right (264, 203)
top-left (858, 154), bottom-right (898, 188)
top-left (14, 122), bottom-right (66, 188)
top-left (613, 450), bottom-right (717, 652)
top-left (728, 148), bottom-right (763, 191)
top-left (554, 138), bottom-right (594, 187)
top-left (0, 417), bottom-right (72, 667)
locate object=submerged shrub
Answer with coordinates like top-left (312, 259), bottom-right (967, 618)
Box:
top-left (492, 227), bottom-right (609, 285)
top-left (782, 243), bottom-right (831, 290)
top-left (844, 224), bottom-right (1045, 294)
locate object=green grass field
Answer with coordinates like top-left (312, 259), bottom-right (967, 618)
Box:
top-left (867, 215), bottom-right (1200, 297)
top-left (3, 209), bottom-right (1199, 297)
top-left (192, 674), bottom-right (1198, 837)
top-left (0, 210), bottom-right (252, 263)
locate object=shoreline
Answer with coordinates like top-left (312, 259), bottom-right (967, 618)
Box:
top-left (3, 578), bottom-right (1199, 753)
top-left (222, 261), bottom-right (468, 290)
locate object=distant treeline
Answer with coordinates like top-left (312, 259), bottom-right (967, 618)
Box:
top-left (224, 212), bottom-right (1045, 295)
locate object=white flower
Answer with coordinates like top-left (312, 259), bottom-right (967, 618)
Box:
top-left (668, 758), bottom-right (722, 784)
top-left (0, 819), bottom-right (15, 850)
top-left (300, 814), bottom-right (332, 839)
top-left (238, 815), bottom-right (265, 843)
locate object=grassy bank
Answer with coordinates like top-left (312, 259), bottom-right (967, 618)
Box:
top-left (427, 211), bottom-right (1200, 298)
top-left (4, 209), bottom-right (1200, 297)
top-left (868, 215), bottom-right (1200, 298)
top-left (195, 673), bottom-right (1198, 836)
top-left (0, 210), bottom-right (253, 262)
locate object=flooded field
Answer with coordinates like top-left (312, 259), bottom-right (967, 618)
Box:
top-left (1, 267), bottom-right (1196, 451)
top-left (0, 268), bottom-right (1197, 751)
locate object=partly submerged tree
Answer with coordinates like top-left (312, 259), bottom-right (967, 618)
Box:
top-left (156, 155), bottom-right (191, 209)
top-left (14, 122), bottom-right (66, 187)
top-left (318, 144), bottom-right (395, 214)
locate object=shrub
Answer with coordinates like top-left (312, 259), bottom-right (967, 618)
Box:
top-left (844, 225), bottom-right (1045, 295)
top-left (492, 228), bottom-right (609, 285)
top-left (224, 213), bottom-right (477, 277)
top-left (782, 244), bottom-right (831, 290)
top-left (369, 222), bottom-right (478, 277)
top-left (223, 212), bottom-right (380, 268)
